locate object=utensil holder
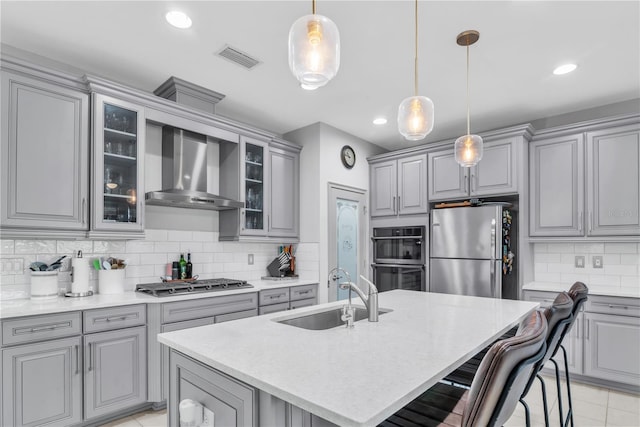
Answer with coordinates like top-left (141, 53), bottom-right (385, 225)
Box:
top-left (98, 269), bottom-right (125, 294)
top-left (30, 271), bottom-right (59, 300)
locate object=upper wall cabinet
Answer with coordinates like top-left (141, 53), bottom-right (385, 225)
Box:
top-left (428, 136), bottom-right (521, 202)
top-left (88, 93), bottom-right (145, 239)
top-left (219, 136), bottom-right (300, 241)
top-left (1, 70), bottom-right (89, 238)
top-left (530, 116), bottom-right (640, 238)
top-left (370, 153), bottom-right (428, 218)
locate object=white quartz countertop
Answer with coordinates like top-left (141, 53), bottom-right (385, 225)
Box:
top-left (158, 290), bottom-right (538, 427)
top-left (523, 282), bottom-right (640, 299)
top-left (0, 278), bottom-right (318, 319)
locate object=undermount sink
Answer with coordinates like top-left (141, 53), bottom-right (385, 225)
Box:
top-left (275, 306), bottom-right (392, 330)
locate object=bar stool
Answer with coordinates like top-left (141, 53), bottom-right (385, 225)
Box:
top-left (519, 291), bottom-right (574, 427)
top-left (380, 310), bottom-right (548, 427)
top-left (550, 282), bottom-right (588, 427)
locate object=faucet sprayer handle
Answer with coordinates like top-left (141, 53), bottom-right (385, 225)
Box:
top-left (359, 275), bottom-right (378, 294)
top-left (339, 281), bottom-right (355, 290)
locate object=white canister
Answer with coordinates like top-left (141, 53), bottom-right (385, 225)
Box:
top-left (30, 271), bottom-right (59, 300)
top-left (71, 257), bottom-right (90, 294)
top-left (98, 269), bottom-right (125, 294)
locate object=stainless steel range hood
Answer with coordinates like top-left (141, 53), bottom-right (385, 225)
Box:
top-left (145, 127), bottom-right (243, 210)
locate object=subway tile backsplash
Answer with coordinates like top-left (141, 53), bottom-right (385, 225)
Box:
top-left (533, 242), bottom-right (640, 289)
top-left (0, 230), bottom-right (320, 300)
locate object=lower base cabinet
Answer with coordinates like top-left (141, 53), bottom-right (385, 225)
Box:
top-left (2, 336), bottom-right (82, 427)
top-left (84, 326), bottom-right (147, 419)
top-left (524, 290), bottom-right (640, 390)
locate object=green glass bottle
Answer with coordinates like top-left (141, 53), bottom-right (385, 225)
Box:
top-left (186, 252), bottom-right (193, 279)
top-left (179, 253), bottom-right (187, 279)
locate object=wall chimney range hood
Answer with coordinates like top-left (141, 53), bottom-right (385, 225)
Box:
top-left (145, 127), bottom-right (243, 211)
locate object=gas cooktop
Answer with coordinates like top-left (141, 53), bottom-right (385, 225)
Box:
top-left (135, 278), bottom-right (253, 297)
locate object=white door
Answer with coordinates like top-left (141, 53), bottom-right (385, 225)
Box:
top-left (327, 183), bottom-right (367, 302)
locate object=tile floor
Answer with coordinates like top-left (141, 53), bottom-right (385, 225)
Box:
top-left (103, 377), bottom-right (639, 427)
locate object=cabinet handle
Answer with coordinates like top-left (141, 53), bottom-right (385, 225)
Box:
top-left (241, 210), bottom-right (245, 230)
top-left (75, 345), bottom-right (79, 375)
top-left (298, 290), bottom-right (311, 295)
top-left (82, 198), bottom-right (86, 224)
top-left (267, 215), bottom-right (270, 231)
top-left (589, 211), bottom-right (593, 233)
top-left (575, 321), bottom-right (580, 339)
top-left (392, 196), bottom-right (396, 215)
top-left (578, 212), bottom-right (583, 232)
top-left (585, 319), bottom-right (590, 340)
top-left (471, 174), bottom-right (476, 193)
top-left (592, 302), bottom-right (630, 310)
top-left (397, 196), bottom-right (401, 214)
top-left (29, 323), bottom-right (67, 333)
top-left (268, 293), bottom-right (286, 299)
top-left (464, 173), bottom-right (468, 194)
top-left (88, 342), bottom-right (93, 372)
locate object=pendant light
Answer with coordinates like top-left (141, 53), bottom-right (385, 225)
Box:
top-left (454, 30), bottom-right (483, 167)
top-left (288, 0), bottom-right (340, 90)
top-left (398, 0), bottom-right (434, 141)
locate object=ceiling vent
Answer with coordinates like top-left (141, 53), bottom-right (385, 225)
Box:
top-left (216, 45), bottom-right (261, 70)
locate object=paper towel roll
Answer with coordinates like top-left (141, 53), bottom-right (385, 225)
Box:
top-left (71, 257), bottom-right (90, 294)
top-left (179, 399), bottom-right (203, 427)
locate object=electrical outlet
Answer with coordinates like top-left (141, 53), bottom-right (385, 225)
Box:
top-left (593, 255), bottom-right (603, 269)
top-left (574, 256), bottom-right (585, 268)
top-left (201, 407), bottom-right (214, 427)
top-left (248, 254), bottom-right (254, 265)
top-left (1, 258), bottom-right (23, 274)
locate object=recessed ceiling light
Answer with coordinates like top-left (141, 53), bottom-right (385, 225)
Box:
top-left (165, 11), bottom-right (192, 29)
top-left (373, 117), bottom-right (388, 125)
top-left (553, 63), bottom-right (577, 75)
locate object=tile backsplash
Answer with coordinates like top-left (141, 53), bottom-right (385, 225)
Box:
top-left (0, 230), bottom-right (319, 300)
top-left (533, 242), bottom-right (640, 289)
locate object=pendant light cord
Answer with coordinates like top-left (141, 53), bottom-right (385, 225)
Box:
top-left (312, 0), bottom-right (316, 14)
top-left (414, 0), bottom-right (419, 96)
top-left (466, 41), bottom-right (470, 136)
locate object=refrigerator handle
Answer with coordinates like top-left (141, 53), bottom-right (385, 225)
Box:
top-left (490, 219), bottom-right (496, 296)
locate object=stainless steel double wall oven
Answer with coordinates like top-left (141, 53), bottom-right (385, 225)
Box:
top-left (371, 226), bottom-right (426, 292)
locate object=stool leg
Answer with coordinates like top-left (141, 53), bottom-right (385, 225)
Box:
top-left (536, 374), bottom-right (550, 427)
top-left (519, 398), bottom-right (532, 427)
top-left (560, 344), bottom-right (575, 427)
top-left (550, 358), bottom-right (565, 427)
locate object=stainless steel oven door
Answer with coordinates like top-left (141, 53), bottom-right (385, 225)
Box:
top-left (371, 263), bottom-right (426, 292)
top-left (372, 227), bottom-right (425, 265)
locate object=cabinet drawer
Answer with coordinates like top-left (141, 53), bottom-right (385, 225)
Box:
top-left (2, 312), bottom-right (82, 346)
top-left (259, 302), bottom-right (290, 315)
top-left (586, 295), bottom-right (640, 317)
top-left (84, 304), bottom-right (146, 333)
top-left (162, 293), bottom-right (258, 324)
top-left (215, 309), bottom-right (257, 323)
top-left (259, 288), bottom-right (290, 306)
top-left (290, 298), bottom-right (316, 310)
top-left (290, 284), bottom-right (317, 302)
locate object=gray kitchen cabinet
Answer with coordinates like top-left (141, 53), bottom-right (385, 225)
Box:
top-left (586, 123), bottom-right (640, 236)
top-left (428, 137), bottom-right (519, 201)
top-left (0, 70), bottom-right (89, 237)
top-left (529, 116), bottom-right (640, 238)
top-left (89, 92), bottom-right (146, 239)
top-left (220, 136), bottom-right (301, 241)
top-left (169, 350), bottom-right (257, 427)
top-left (84, 325), bottom-right (147, 419)
top-left (268, 143), bottom-right (300, 238)
top-left (529, 133), bottom-right (584, 237)
top-left (2, 335), bottom-right (82, 427)
top-left (583, 311), bottom-right (640, 385)
top-left (370, 154), bottom-right (428, 217)
top-left (258, 284), bottom-right (318, 315)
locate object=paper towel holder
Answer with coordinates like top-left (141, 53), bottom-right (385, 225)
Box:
top-left (67, 250), bottom-right (93, 298)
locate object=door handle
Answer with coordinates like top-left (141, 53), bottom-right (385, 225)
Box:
top-left (88, 342), bottom-right (93, 372)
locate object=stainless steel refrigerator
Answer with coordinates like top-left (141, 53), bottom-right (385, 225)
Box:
top-left (430, 204), bottom-right (516, 299)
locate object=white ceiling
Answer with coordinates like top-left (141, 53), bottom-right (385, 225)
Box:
top-left (2, 1), bottom-right (639, 150)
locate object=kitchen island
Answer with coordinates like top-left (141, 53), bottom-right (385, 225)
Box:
top-left (158, 290), bottom-right (538, 427)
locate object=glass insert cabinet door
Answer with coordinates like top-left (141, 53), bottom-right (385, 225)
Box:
top-left (240, 137), bottom-right (269, 235)
top-left (91, 93), bottom-right (145, 233)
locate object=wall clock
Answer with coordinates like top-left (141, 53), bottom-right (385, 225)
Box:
top-left (341, 145), bottom-right (356, 169)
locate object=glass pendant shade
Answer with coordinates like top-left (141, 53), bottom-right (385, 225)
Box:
top-left (398, 96), bottom-right (434, 140)
top-left (454, 134), bottom-right (483, 167)
top-left (288, 14), bottom-right (340, 90)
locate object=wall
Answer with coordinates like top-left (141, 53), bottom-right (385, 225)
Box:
top-left (533, 242), bottom-right (640, 290)
top-left (0, 230), bottom-right (320, 300)
top-left (285, 122), bottom-right (386, 303)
